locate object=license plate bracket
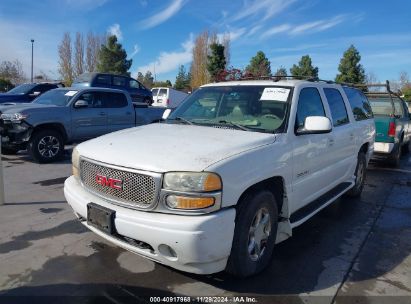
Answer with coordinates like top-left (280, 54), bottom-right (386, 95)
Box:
top-left (87, 203), bottom-right (115, 235)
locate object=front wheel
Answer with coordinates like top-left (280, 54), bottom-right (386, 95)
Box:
top-left (345, 152), bottom-right (366, 197)
top-left (226, 190), bottom-right (278, 277)
top-left (388, 143), bottom-right (402, 167)
top-left (28, 130), bottom-right (64, 163)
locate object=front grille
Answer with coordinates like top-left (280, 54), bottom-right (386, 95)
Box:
top-left (80, 160), bottom-right (158, 209)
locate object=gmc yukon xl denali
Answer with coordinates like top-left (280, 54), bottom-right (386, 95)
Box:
top-left (64, 79), bottom-right (375, 277)
top-left (0, 87), bottom-right (165, 163)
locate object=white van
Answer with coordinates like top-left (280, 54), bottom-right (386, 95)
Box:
top-left (151, 87), bottom-right (188, 108)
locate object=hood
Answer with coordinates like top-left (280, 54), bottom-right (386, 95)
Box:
top-left (0, 103), bottom-right (58, 114)
top-left (0, 94), bottom-right (29, 103)
top-left (77, 123), bottom-right (276, 173)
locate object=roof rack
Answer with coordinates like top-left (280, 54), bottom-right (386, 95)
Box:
top-left (233, 75), bottom-right (327, 82)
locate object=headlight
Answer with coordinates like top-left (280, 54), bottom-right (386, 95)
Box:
top-left (72, 147), bottom-right (80, 179)
top-left (0, 113), bottom-right (29, 123)
top-left (163, 172), bottom-right (222, 192)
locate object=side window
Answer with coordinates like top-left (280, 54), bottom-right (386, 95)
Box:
top-left (393, 100), bottom-right (404, 117)
top-left (324, 88), bottom-right (349, 126)
top-left (129, 79), bottom-right (140, 89)
top-left (113, 76), bottom-right (126, 87)
top-left (76, 92), bottom-right (105, 108)
top-left (95, 75), bottom-right (111, 85)
top-left (104, 92), bottom-right (128, 108)
top-left (343, 87), bottom-right (373, 121)
top-left (295, 87), bottom-right (326, 129)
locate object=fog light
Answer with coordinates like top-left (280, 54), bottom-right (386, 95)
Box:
top-left (166, 195), bottom-right (215, 210)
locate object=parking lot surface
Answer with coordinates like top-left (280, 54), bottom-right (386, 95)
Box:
top-left (0, 150), bottom-right (410, 303)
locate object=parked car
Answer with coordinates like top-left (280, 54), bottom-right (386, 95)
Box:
top-left (151, 87), bottom-right (188, 108)
top-left (0, 82), bottom-right (63, 104)
top-left (0, 87), bottom-right (166, 163)
top-left (366, 86), bottom-right (411, 166)
top-left (72, 73), bottom-right (152, 104)
top-left (64, 79), bottom-right (375, 277)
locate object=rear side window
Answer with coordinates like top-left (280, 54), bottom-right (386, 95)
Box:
top-left (104, 92), bottom-right (128, 108)
top-left (159, 89), bottom-right (168, 97)
top-left (95, 75), bottom-right (111, 85)
top-left (129, 79), bottom-right (140, 89)
top-left (152, 89), bottom-right (159, 96)
top-left (324, 88), bottom-right (349, 126)
top-left (296, 87), bottom-right (326, 128)
top-left (113, 76), bottom-right (126, 87)
top-left (343, 87), bottom-right (373, 121)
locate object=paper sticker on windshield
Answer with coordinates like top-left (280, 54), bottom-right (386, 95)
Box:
top-left (260, 88), bottom-right (290, 102)
top-left (65, 91), bottom-right (78, 96)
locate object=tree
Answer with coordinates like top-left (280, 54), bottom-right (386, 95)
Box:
top-left (85, 32), bottom-right (105, 73)
top-left (0, 60), bottom-right (25, 84)
top-left (207, 43), bottom-right (226, 82)
top-left (74, 32), bottom-right (85, 77)
top-left (245, 51), bottom-right (271, 78)
top-left (402, 84), bottom-right (411, 102)
top-left (273, 66), bottom-right (287, 81)
top-left (142, 71), bottom-right (154, 88)
top-left (335, 45), bottom-right (365, 84)
top-left (174, 65), bottom-right (191, 90)
top-left (190, 31), bottom-right (210, 88)
top-left (290, 55), bottom-right (318, 79)
top-left (97, 35), bottom-right (132, 75)
top-left (58, 32), bottom-right (74, 86)
top-left (0, 78), bottom-right (14, 92)
top-left (216, 67), bottom-right (243, 82)
top-left (222, 33), bottom-right (231, 68)
top-left (153, 80), bottom-right (172, 87)
top-left (137, 72), bottom-right (144, 84)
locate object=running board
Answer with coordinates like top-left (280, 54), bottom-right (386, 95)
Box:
top-left (290, 182), bottom-right (352, 224)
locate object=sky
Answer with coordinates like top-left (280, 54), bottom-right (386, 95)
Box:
top-left (0, 0), bottom-right (410, 83)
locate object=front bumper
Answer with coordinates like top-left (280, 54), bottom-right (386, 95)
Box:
top-left (64, 176), bottom-right (236, 274)
top-left (0, 120), bottom-right (31, 148)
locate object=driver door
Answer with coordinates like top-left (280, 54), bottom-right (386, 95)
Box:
top-left (71, 91), bottom-right (108, 141)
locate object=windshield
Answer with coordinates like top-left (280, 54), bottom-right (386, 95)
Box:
top-left (7, 84), bottom-right (36, 94)
top-left (73, 73), bottom-right (93, 83)
top-left (168, 85), bottom-right (291, 133)
top-left (33, 89), bottom-right (76, 106)
top-left (369, 97), bottom-right (403, 116)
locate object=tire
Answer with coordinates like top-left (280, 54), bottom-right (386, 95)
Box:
top-left (388, 143), bottom-right (402, 167)
top-left (402, 140), bottom-right (410, 154)
top-left (1, 146), bottom-right (19, 155)
top-left (144, 97), bottom-right (153, 105)
top-left (345, 152), bottom-right (366, 197)
top-left (28, 130), bottom-right (64, 163)
top-left (226, 190), bottom-right (278, 277)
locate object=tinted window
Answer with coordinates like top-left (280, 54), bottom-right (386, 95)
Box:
top-left (369, 97), bottom-right (404, 116)
top-left (152, 88), bottom-right (159, 96)
top-left (113, 76), bottom-right (126, 87)
top-left (76, 92), bottom-right (105, 108)
top-left (296, 87), bottom-right (325, 128)
top-left (324, 88), bottom-right (349, 126)
top-left (159, 89), bottom-right (168, 97)
top-left (73, 73), bottom-right (93, 83)
top-left (7, 83), bottom-right (36, 94)
top-left (105, 92), bottom-right (128, 108)
top-left (343, 87), bottom-right (373, 121)
top-left (130, 79), bottom-right (140, 89)
top-left (95, 75), bottom-right (111, 85)
top-left (34, 89), bottom-right (75, 106)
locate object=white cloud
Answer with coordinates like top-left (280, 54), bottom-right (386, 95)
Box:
top-left (139, 0), bottom-right (186, 29)
top-left (260, 24), bottom-right (291, 39)
top-left (232, 0), bottom-right (297, 22)
top-left (130, 44), bottom-right (141, 58)
top-left (290, 15), bottom-right (345, 35)
top-left (108, 23), bottom-right (123, 41)
top-left (217, 28), bottom-right (247, 42)
top-left (137, 34), bottom-right (194, 75)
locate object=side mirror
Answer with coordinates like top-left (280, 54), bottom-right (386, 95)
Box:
top-left (296, 116), bottom-right (332, 135)
top-left (74, 100), bottom-right (89, 108)
top-left (162, 108), bottom-right (172, 120)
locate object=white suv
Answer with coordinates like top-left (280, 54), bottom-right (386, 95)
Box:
top-left (64, 79), bottom-right (375, 277)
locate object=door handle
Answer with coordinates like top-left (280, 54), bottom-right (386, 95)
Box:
top-left (350, 134), bottom-right (355, 140)
top-left (328, 139), bottom-right (335, 146)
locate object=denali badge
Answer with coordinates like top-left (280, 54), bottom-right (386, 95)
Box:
top-left (95, 174), bottom-right (123, 190)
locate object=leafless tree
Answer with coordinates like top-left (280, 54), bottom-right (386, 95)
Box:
top-left (74, 32), bottom-right (85, 78)
top-left (58, 32), bottom-right (74, 86)
top-left (190, 30), bottom-right (210, 88)
top-left (0, 59), bottom-right (25, 84)
top-left (85, 32), bottom-right (106, 73)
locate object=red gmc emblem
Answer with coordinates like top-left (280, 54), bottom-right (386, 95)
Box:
top-left (95, 174), bottom-right (123, 190)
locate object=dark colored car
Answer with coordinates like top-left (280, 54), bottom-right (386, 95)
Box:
top-left (72, 73), bottom-right (152, 104)
top-left (0, 82), bottom-right (63, 104)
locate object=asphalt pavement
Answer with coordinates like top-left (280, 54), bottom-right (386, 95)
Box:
top-left (0, 149), bottom-right (410, 304)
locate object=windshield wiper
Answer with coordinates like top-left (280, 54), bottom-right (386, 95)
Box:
top-left (218, 120), bottom-right (251, 131)
top-left (174, 117), bottom-right (194, 125)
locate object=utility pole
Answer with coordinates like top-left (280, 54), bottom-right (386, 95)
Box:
top-left (31, 39), bottom-right (34, 83)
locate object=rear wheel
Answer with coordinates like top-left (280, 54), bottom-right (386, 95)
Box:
top-left (226, 190), bottom-right (278, 277)
top-left (388, 143), bottom-right (402, 167)
top-left (402, 140), bottom-right (410, 154)
top-left (346, 152), bottom-right (366, 197)
top-left (28, 130), bottom-right (64, 163)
